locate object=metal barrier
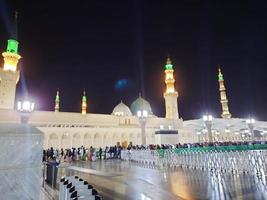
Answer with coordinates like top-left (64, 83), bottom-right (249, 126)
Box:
top-left (121, 146), bottom-right (267, 177)
top-left (59, 176), bottom-right (102, 200)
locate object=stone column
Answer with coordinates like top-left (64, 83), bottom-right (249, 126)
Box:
top-left (140, 120), bottom-right (146, 145)
top-left (0, 123), bottom-right (43, 199)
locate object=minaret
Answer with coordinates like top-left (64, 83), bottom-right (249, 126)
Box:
top-left (81, 90), bottom-right (87, 115)
top-left (54, 89), bottom-right (60, 112)
top-left (163, 57), bottom-right (179, 119)
top-left (0, 39), bottom-right (21, 109)
top-left (218, 65), bottom-right (231, 118)
top-left (0, 13), bottom-right (21, 110)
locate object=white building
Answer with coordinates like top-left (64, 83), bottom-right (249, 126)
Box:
top-left (0, 38), bottom-right (266, 149)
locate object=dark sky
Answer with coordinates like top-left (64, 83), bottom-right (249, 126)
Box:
top-left (1, 0), bottom-right (267, 120)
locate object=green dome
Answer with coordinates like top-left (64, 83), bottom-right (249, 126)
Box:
top-left (131, 96), bottom-right (153, 116)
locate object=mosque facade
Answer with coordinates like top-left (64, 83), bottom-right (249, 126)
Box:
top-left (1, 38), bottom-right (266, 149)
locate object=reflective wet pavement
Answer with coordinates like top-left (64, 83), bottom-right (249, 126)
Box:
top-left (58, 160), bottom-right (267, 200)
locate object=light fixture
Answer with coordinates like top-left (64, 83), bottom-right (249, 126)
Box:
top-left (17, 100), bottom-right (35, 113)
top-left (203, 114), bottom-right (213, 143)
top-left (246, 118), bottom-right (255, 124)
top-left (203, 114), bottom-right (213, 122)
top-left (202, 129), bottom-right (207, 134)
top-left (137, 110), bottom-right (148, 118)
top-left (17, 100), bottom-right (35, 124)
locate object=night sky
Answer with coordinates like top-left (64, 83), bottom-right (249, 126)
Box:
top-left (1, 0), bottom-right (267, 120)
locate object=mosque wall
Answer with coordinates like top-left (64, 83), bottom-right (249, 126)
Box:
top-left (1, 109), bottom-right (260, 148)
top-left (0, 109), bottom-right (184, 149)
top-left (40, 126), bottom-right (158, 149)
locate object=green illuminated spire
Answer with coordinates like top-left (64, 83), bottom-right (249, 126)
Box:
top-left (54, 89), bottom-right (60, 112)
top-left (7, 12), bottom-right (19, 54)
top-left (81, 89), bottom-right (87, 114)
top-left (6, 39), bottom-right (19, 54)
top-left (165, 57), bottom-right (173, 70)
top-left (82, 90), bottom-right (87, 102)
top-left (55, 89), bottom-right (60, 102)
top-left (218, 64), bottom-right (224, 81)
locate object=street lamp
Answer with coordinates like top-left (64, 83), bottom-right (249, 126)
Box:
top-left (196, 131), bottom-right (202, 143)
top-left (246, 118), bottom-right (255, 141)
top-left (203, 114), bottom-right (213, 143)
top-left (137, 110), bottom-right (148, 145)
top-left (225, 128), bottom-right (230, 141)
top-left (17, 100), bottom-right (35, 123)
top-left (262, 131), bottom-right (267, 141)
top-left (234, 131), bottom-right (240, 141)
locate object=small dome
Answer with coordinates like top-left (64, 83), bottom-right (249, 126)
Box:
top-left (112, 101), bottom-right (132, 116)
top-left (131, 96), bottom-right (153, 116)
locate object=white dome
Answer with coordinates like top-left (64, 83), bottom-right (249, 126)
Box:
top-left (112, 101), bottom-right (132, 116)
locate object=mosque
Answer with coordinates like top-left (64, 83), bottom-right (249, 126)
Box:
top-left (1, 38), bottom-right (267, 149)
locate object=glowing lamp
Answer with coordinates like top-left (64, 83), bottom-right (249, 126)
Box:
top-left (3, 63), bottom-right (16, 71)
top-left (246, 118), bottom-right (255, 124)
top-left (202, 129), bottom-right (208, 134)
top-left (225, 129), bottom-right (230, 133)
top-left (17, 100), bottom-right (35, 124)
top-left (203, 114), bottom-right (213, 122)
top-left (17, 100), bottom-right (35, 113)
top-left (137, 110), bottom-right (148, 118)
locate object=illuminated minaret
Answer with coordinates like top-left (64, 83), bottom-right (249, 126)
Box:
top-left (81, 90), bottom-right (87, 115)
top-left (0, 13), bottom-right (21, 110)
top-left (0, 39), bottom-right (21, 109)
top-left (54, 89), bottom-right (60, 112)
top-left (218, 65), bottom-right (231, 118)
top-left (163, 57), bottom-right (179, 119)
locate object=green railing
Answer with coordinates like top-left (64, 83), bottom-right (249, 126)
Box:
top-left (157, 144), bottom-right (267, 156)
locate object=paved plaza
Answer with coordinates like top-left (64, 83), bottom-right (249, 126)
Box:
top-left (57, 159), bottom-right (267, 200)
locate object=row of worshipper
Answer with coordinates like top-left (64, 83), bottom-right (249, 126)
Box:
top-left (43, 145), bottom-right (124, 162)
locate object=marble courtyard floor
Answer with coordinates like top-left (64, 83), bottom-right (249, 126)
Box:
top-left (56, 160), bottom-right (267, 200)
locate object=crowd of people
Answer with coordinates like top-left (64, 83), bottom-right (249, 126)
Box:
top-left (43, 140), bottom-right (267, 163)
top-left (43, 145), bottom-right (123, 163)
top-left (125, 140), bottom-right (267, 150)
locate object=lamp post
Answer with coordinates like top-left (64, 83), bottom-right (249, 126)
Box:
top-left (246, 118), bottom-right (255, 141)
top-left (137, 110), bottom-right (148, 145)
top-left (201, 128), bottom-right (207, 142)
top-left (17, 100), bottom-right (35, 124)
top-left (263, 131), bottom-right (267, 141)
top-left (215, 130), bottom-right (220, 142)
top-left (260, 131), bottom-right (265, 141)
top-left (196, 131), bottom-right (202, 143)
top-left (234, 131), bottom-right (240, 141)
top-left (225, 128), bottom-right (230, 141)
top-left (203, 114), bottom-right (213, 143)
